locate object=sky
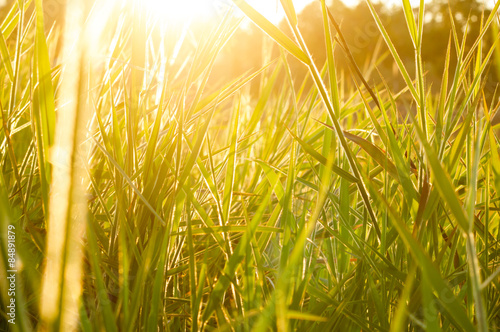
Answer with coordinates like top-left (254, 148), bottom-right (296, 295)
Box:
top-left (1, 0), bottom-right (496, 25)
top-left (246, 0), bottom-right (320, 23)
top-left (231, 0), bottom-right (428, 23)
top-left (233, 0), bottom-right (497, 22)
top-left (140, 0), bottom-right (317, 24)
top-left (139, 0), bottom-right (436, 25)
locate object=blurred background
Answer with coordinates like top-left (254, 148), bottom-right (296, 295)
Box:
top-left (1, 0), bottom-right (498, 99)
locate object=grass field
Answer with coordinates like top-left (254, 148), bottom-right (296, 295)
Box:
top-left (1, 0), bottom-right (500, 330)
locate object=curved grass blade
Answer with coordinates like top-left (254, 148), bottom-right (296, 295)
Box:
top-left (286, 127), bottom-right (359, 183)
top-left (231, 0), bottom-right (309, 64)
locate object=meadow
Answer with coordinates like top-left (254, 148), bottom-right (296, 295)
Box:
top-left (1, 0), bottom-right (500, 330)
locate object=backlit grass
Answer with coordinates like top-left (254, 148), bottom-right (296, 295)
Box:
top-left (1, 0), bottom-right (500, 330)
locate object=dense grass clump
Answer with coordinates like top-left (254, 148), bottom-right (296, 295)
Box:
top-left (1, 0), bottom-right (500, 330)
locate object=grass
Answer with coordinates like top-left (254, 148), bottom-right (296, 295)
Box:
top-left (1, 0), bottom-right (500, 330)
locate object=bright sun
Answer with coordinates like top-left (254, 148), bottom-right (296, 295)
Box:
top-left (139, 0), bottom-right (318, 25)
top-left (142, 0), bottom-right (218, 24)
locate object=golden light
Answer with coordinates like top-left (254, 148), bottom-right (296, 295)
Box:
top-left (131, 0), bottom-right (319, 26)
top-left (142, 0), bottom-right (222, 24)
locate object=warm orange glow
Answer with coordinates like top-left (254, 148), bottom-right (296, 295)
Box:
top-left (133, 0), bottom-right (320, 25)
top-left (142, 0), bottom-right (219, 24)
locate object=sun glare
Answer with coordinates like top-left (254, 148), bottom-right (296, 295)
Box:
top-left (141, 0), bottom-right (244, 24)
top-left (144, 0), bottom-right (210, 23)
top-left (136, 0), bottom-right (319, 26)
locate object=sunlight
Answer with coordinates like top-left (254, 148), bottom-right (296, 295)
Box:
top-left (142, 0), bottom-right (217, 24)
top-left (135, 0), bottom-right (318, 25)
top-left (245, 0), bottom-right (314, 23)
top-left (131, 0), bottom-right (403, 27)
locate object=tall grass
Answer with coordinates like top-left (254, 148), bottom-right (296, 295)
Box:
top-left (1, 0), bottom-right (500, 330)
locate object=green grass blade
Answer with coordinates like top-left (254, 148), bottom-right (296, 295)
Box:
top-left (222, 99), bottom-right (240, 223)
top-left (231, 0), bottom-right (309, 64)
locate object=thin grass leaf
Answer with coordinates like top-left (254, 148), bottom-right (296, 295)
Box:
top-left (231, 0), bottom-right (309, 64)
top-left (286, 127), bottom-right (359, 183)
